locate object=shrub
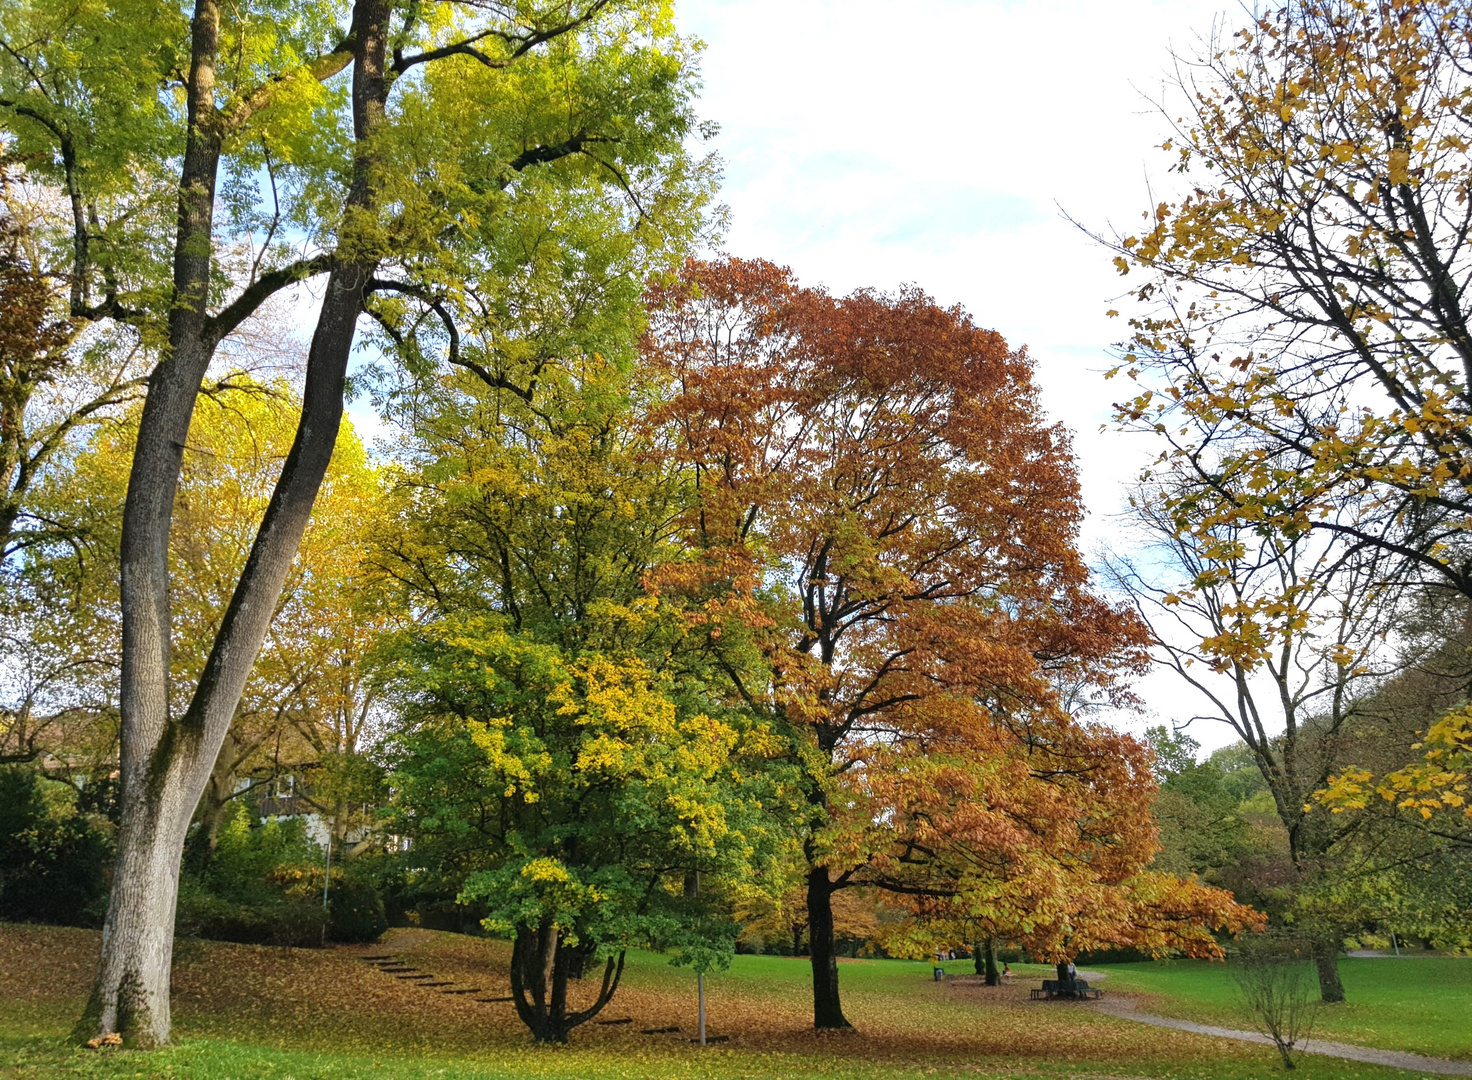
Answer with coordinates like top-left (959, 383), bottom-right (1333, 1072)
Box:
top-left (1234, 930), bottom-right (1320, 1070)
top-left (328, 879), bottom-right (387, 943)
top-left (175, 881), bottom-right (329, 947)
top-left (0, 766), bottom-right (112, 926)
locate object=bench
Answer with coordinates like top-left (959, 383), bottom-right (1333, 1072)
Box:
top-left (1030, 979), bottom-right (1103, 1001)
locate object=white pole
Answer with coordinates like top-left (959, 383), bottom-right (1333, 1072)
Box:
top-left (693, 868), bottom-right (706, 1046)
top-left (320, 828), bottom-right (332, 947)
top-left (1391, 931), bottom-right (1401, 957)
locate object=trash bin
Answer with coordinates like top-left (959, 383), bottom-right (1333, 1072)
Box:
top-left (933, 966), bottom-right (945, 981)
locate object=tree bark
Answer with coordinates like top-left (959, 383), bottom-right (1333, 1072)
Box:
top-left (1314, 936), bottom-right (1345, 1004)
top-left (983, 937), bottom-right (1000, 986)
top-left (806, 865), bottom-right (851, 1029)
top-left (509, 921), bottom-right (624, 1043)
top-left (84, 0), bottom-right (389, 1047)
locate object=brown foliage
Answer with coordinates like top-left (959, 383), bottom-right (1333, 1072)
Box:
top-left (644, 257), bottom-right (1177, 1020)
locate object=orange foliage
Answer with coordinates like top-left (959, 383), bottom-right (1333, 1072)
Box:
top-left (643, 258), bottom-right (1234, 1010)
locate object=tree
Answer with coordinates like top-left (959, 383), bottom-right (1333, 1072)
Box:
top-left (2, 0), bottom-right (710, 1045)
top-left (1143, 727), bottom-right (1258, 887)
top-left (1106, 0), bottom-right (1472, 602)
top-left (1102, 0), bottom-right (1472, 900)
top-left (385, 622), bottom-right (784, 1042)
top-left (867, 718), bottom-right (1258, 974)
top-left (1235, 931), bottom-right (1321, 1070)
top-left (645, 256), bottom-right (1152, 1028)
top-left (1109, 483), bottom-right (1413, 1001)
top-left (10, 381), bottom-right (393, 863)
top-left (376, 353), bottom-right (794, 1044)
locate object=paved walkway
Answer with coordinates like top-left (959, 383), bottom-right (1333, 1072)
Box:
top-left (1091, 998), bottom-right (1472, 1075)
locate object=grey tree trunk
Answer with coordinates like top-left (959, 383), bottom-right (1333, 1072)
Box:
top-left (82, 0), bottom-right (388, 1047)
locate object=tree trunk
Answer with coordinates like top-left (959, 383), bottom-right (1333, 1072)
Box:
top-left (84, 0), bottom-right (389, 1047)
top-left (1314, 936), bottom-right (1345, 1004)
top-left (806, 865), bottom-right (851, 1029)
top-left (974, 941), bottom-right (984, 976)
top-left (984, 937), bottom-right (1000, 986)
top-left (509, 921), bottom-right (624, 1043)
top-left (184, 728), bottom-right (242, 872)
top-left (76, 754), bottom-right (199, 1045)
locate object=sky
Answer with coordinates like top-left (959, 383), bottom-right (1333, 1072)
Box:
top-left (668, 0), bottom-right (1247, 752)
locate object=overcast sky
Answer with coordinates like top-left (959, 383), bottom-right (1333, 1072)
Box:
top-left (671, 0), bottom-right (1248, 751)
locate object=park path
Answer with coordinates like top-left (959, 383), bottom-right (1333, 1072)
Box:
top-left (1089, 996), bottom-right (1472, 1076)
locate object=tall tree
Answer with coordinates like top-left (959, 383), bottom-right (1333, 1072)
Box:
top-left (645, 256), bottom-right (1151, 1029)
top-left (13, 382), bottom-right (393, 859)
top-left (1109, 482), bottom-right (1409, 1001)
top-left (1, 0), bottom-right (710, 1044)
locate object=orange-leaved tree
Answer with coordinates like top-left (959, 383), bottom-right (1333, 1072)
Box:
top-left (867, 715), bottom-right (1260, 975)
top-left (645, 256), bottom-right (1152, 1028)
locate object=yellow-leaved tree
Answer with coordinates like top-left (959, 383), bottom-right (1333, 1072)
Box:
top-left (19, 379), bottom-right (397, 859)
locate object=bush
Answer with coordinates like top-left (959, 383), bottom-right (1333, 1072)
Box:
top-left (329, 879), bottom-right (387, 943)
top-left (175, 803), bottom-right (391, 946)
top-left (0, 766), bottom-right (112, 926)
top-left (175, 880), bottom-right (329, 947)
top-left (1234, 930), bottom-right (1320, 1070)
top-left (414, 898), bottom-right (489, 935)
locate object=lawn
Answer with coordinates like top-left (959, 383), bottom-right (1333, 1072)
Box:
top-left (0, 923), bottom-right (1447, 1080)
top-left (1097, 957), bottom-right (1472, 1061)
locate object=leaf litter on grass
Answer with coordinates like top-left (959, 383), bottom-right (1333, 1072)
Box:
top-left (0, 924), bottom-right (1427, 1080)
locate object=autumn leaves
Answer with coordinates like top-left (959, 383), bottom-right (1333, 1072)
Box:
top-left (638, 257), bottom-right (1254, 1027)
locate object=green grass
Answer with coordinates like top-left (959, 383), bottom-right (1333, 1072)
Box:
top-left (1098, 957), bottom-right (1472, 1060)
top-left (0, 924), bottom-right (1452, 1080)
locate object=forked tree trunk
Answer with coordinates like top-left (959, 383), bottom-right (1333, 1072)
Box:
top-left (81, 0), bottom-right (387, 1047)
top-left (509, 920), bottom-right (624, 1043)
top-left (806, 865), bottom-right (851, 1029)
top-left (1314, 936), bottom-right (1345, 1004)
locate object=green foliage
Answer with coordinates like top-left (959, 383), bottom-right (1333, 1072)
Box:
top-left (376, 352), bottom-right (799, 991)
top-left (326, 878), bottom-right (388, 944)
top-left (1145, 732), bottom-right (1258, 889)
top-left (382, 613), bottom-right (788, 971)
top-left (176, 800), bottom-right (386, 947)
top-left (173, 883), bottom-right (330, 949)
top-left (0, 766), bottom-right (112, 925)
top-left (200, 802), bottom-right (322, 904)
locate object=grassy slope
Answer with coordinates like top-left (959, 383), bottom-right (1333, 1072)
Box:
top-left (1098, 958), bottom-right (1472, 1059)
top-left (0, 924), bottom-right (1436, 1080)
